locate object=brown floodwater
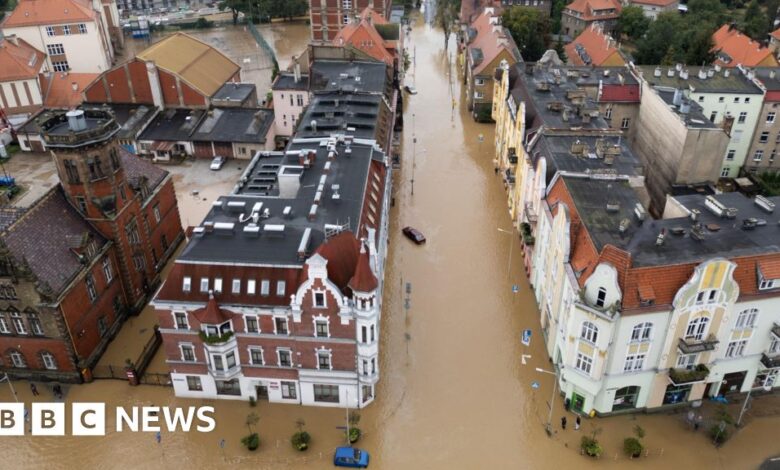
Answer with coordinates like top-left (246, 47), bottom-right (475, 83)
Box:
top-left (2, 7), bottom-right (779, 470)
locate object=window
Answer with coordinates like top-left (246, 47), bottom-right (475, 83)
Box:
top-left (624, 353), bottom-right (645, 372)
top-left (97, 316), bottom-right (107, 337)
top-left (181, 344), bottom-right (195, 362)
top-left (28, 314), bottom-right (43, 336)
top-left (0, 315), bottom-right (8, 334)
top-left (214, 278), bottom-right (223, 293)
top-left (85, 274), bottom-right (97, 303)
top-left (343, 14), bottom-right (350, 24)
top-left (695, 290), bottom-right (717, 304)
top-left (315, 320), bottom-right (329, 338)
top-left (297, 94), bottom-right (304, 106)
top-left (125, 220), bottom-right (140, 245)
top-left (677, 353), bottom-right (697, 369)
top-left (231, 279), bottom-right (241, 294)
top-left (102, 258), bottom-right (113, 283)
top-left (575, 352), bottom-right (593, 375)
top-left (247, 280), bottom-right (256, 295)
top-left (620, 117), bottom-right (630, 129)
top-left (770, 338), bottom-right (780, 355)
top-left (78, 23), bottom-right (87, 34)
top-left (46, 43), bottom-right (65, 55)
top-left (760, 279), bottom-right (776, 290)
top-left (276, 281), bottom-right (286, 297)
top-left (595, 287), bottom-right (607, 308)
top-left (314, 292), bottom-right (326, 308)
top-left (75, 196), bottom-right (88, 214)
top-left (721, 167), bottom-right (731, 178)
top-left (474, 91), bottom-right (484, 99)
top-left (733, 129), bottom-right (743, 143)
top-left (152, 203), bottom-right (161, 223)
top-left (604, 106), bottom-right (612, 119)
top-left (734, 97), bottom-right (740, 103)
top-left (250, 348), bottom-right (264, 365)
top-left (685, 316), bottom-right (710, 341)
top-left (698, 96), bottom-right (704, 103)
top-left (41, 352), bottom-right (57, 370)
top-left (174, 312), bottom-right (188, 329)
top-left (754, 150), bottom-right (764, 162)
top-left (187, 376), bottom-right (202, 391)
top-left (362, 359), bottom-right (369, 375)
top-left (768, 112), bottom-right (777, 124)
top-left (580, 321), bottom-right (598, 344)
top-left (726, 149), bottom-right (736, 161)
top-left (64, 159), bottom-right (80, 183)
top-left (738, 112), bottom-right (747, 124)
top-left (361, 326), bottom-right (367, 343)
top-left (725, 339), bottom-right (748, 358)
top-left (313, 384), bottom-right (339, 403)
top-left (260, 280), bottom-right (270, 296)
top-left (245, 316), bottom-right (258, 333)
top-left (475, 78), bottom-right (485, 86)
top-left (46, 26), bottom-right (55, 36)
top-left (760, 131), bottom-right (770, 143)
top-left (63, 24), bottom-right (71, 35)
top-left (317, 351), bottom-right (331, 369)
top-left (278, 349), bottom-right (292, 367)
top-left (718, 97), bottom-right (725, 103)
top-left (710, 111), bottom-right (718, 122)
top-left (281, 381), bottom-right (297, 399)
top-left (132, 253), bottom-right (145, 272)
top-left (183, 277), bottom-right (192, 292)
top-left (212, 355), bottom-right (224, 371)
top-left (370, 324), bottom-right (375, 341)
top-left (630, 322), bottom-right (653, 342)
top-left (735, 308), bottom-right (758, 329)
top-left (274, 317), bottom-right (288, 335)
top-left (10, 350), bottom-right (26, 368)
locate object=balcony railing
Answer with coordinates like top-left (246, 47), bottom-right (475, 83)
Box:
top-left (669, 364), bottom-right (710, 385)
top-left (199, 330), bottom-right (235, 345)
top-left (677, 335), bottom-right (719, 354)
top-left (761, 353), bottom-right (780, 369)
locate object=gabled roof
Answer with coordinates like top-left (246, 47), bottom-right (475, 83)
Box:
top-left (333, 11), bottom-right (395, 65)
top-left (712, 24), bottom-right (779, 68)
top-left (565, 25), bottom-right (625, 67)
top-left (564, 0), bottom-right (621, 20)
top-left (1, 186), bottom-right (107, 296)
top-left (758, 259), bottom-right (780, 279)
top-left (348, 244), bottom-right (378, 293)
top-left (118, 147), bottom-right (168, 194)
top-left (1, 0), bottom-right (96, 28)
top-left (316, 231), bottom-right (361, 293)
top-left (0, 37), bottom-right (45, 82)
top-left (467, 10), bottom-right (521, 75)
top-left (192, 293), bottom-right (233, 324)
top-left (39, 72), bottom-right (98, 108)
top-left (136, 33), bottom-right (240, 97)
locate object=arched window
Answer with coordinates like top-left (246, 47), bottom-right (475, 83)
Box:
top-left (596, 287), bottom-right (607, 308)
top-left (581, 321), bottom-right (599, 344)
top-left (685, 316), bottom-right (710, 341)
top-left (40, 351), bottom-right (57, 370)
top-left (631, 322), bottom-right (653, 342)
top-left (735, 308), bottom-right (758, 329)
top-left (7, 349), bottom-right (26, 368)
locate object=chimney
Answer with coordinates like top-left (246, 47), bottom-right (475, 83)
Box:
top-left (145, 61), bottom-right (164, 110)
top-left (667, 68), bottom-right (675, 77)
top-left (673, 88), bottom-right (683, 106)
top-left (311, 120), bottom-right (317, 132)
top-left (654, 67), bottom-right (662, 77)
top-left (724, 69), bottom-right (730, 78)
top-left (698, 69), bottom-right (707, 80)
top-left (655, 228), bottom-right (666, 246)
top-left (771, 70), bottom-right (777, 80)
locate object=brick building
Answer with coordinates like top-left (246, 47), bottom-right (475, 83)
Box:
top-left (0, 108), bottom-right (184, 382)
top-left (309, 0), bottom-right (392, 42)
top-left (560, 0), bottom-right (621, 39)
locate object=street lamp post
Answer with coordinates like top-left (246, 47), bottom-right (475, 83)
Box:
top-left (536, 367), bottom-right (558, 437)
top-left (497, 227), bottom-right (513, 278)
top-left (0, 372), bottom-right (19, 402)
top-left (737, 385), bottom-right (771, 427)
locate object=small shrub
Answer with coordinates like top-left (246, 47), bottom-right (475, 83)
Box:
top-left (581, 436), bottom-right (603, 457)
top-left (291, 431), bottom-right (310, 451)
top-left (623, 437), bottom-right (643, 458)
top-left (241, 432), bottom-right (260, 451)
top-left (709, 424), bottom-right (729, 446)
top-left (348, 427), bottom-right (361, 443)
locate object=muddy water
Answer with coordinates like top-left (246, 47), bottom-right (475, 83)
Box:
top-left (2, 9), bottom-right (779, 470)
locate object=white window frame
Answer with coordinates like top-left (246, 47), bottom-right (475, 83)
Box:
top-left (623, 353), bottom-right (645, 372)
top-left (575, 351), bottom-right (593, 375)
top-left (231, 279), bottom-right (241, 294)
top-left (276, 280), bottom-right (286, 297)
top-left (78, 23), bottom-right (87, 34)
top-left (10, 312), bottom-right (26, 335)
top-left (676, 353), bottom-right (698, 369)
top-left (63, 24), bottom-right (71, 35)
top-left (754, 150), bottom-right (765, 162)
top-left (46, 26), bottom-right (55, 36)
top-left (277, 348), bottom-right (292, 367)
top-left (29, 315), bottom-right (43, 336)
top-left (721, 167), bottom-right (731, 178)
top-left (260, 280), bottom-right (270, 296)
top-left (10, 351), bottom-right (26, 368)
top-left (273, 316), bottom-right (289, 335)
top-left (316, 348), bottom-right (333, 370)
top-left (735, 308), bottom-right (758, 329)
top-left (313, 290), bottom-right (327, 308)
top-left (725, 339), bottom-right (748, 358)
top-left (767, 112), bottom-right (776, 124)
top-left (46, 43), bottom-right (65, 55)
top-left (770, 338), bottom-right (780, 355)
top-left (244, 315), bottom-right (259, 333)
top-left (474, 78), bottom-right (485, 86)
top-left (200, 278), bottom-right (209, 293)
top-left (760, 132), bottom-right (770, 143)
top-left (173, 311), bottom-right (189, 330)
top-left (183, 276), bottom-right (192, 292)
top-left (214, 278), bottom-right (223, 293)
top-left (314, 316), bottom-right (330, 338)
top-left (685, 316), bottom-right (710, 341)
top-left (180, 343), bottom-right (196, 362)
top-left (630, 322), bottom-right (653, 342)
top-left (760, 279), bottom-right (775, 290)
top-left (247, 279), bottom-right (256, 295)
top-left (580, 321), bottom-right (598, 344)
top-left (620, 117), bottom-right (630, 129)
top-left (41, 352), bottom-right (57, 370)
top-left (0, 316), bottom-right (9, 334)
top-left (726, 149), bottom-right (736, 161)
top-left (738, 111), bottom-right (747, 124)
top-left (102, 257), bottom-right (113, 283)
top-left (249, 347), bottom-right (264, 365)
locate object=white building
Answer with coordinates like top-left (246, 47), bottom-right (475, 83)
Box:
top-left (271, 63), bottom-right (310, 140)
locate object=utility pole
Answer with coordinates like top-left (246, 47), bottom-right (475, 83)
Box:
top-left (536, 367), bottom-right (558, 437)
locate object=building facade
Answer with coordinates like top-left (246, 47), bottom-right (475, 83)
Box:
top-left (560, 0), bottom-right (621, 39)
top-left (271, 64), bottom-right (310, 140)
top-left (745, 68), bottom-right (780, 174)
top-left (0, 36), bottom-right (46, 118)
top-left (1, 0), bottom-right (118, 73)
top-left (309, 0), bottom-right (392, 42)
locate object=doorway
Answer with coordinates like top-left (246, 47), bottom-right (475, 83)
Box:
top-left (256, 384), bottom-right (269, 400)
top-left (720, 371), bottom-right (747, 395)
top-left (571, 392), bottom-right (585, 413)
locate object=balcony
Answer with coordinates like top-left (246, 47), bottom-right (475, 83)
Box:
top-left (520, 222), bottom-right (535, 246)
top-left (669, 364), bottom-right (710, 385)
top-left (524, 203), bottom-right (538, 224)
top-left (508, 147), bottom-right (518, 164)
top-left (199, 330), bottom-right (235, 345)
top-left (504, 168), bottom-right (515, 185)
top-left (677, 335), bottom-right (719, 354)
top-left (761, 353), bottom-right (780, 369)
top-left (211, 365), bottom-right (242, 380)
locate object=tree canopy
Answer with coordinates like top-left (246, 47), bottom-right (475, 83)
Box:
top-left (435, 0), bottom-right (459, 49)
top-left (219, 0), bottom-right (308, 24)
top-left (617, 5), bottom-right (650, 41)
top-left (502, 7), bottom-right (550, 62)
top-left (741, 0), bottom-right (771, 39)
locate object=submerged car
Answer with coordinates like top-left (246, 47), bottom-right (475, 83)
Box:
top-left (404, 85), bottom-right (418, 95)
top-left (334, 447), bottom-right (370, 468)
top-left (402, 226), bottom-right (426, 244)
top-left (210, 155), bottom-right (226, 170)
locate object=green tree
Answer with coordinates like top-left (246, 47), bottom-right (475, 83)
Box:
top-left (551, 0), bottom-right (567, 33)
top-left (554, 35), bottom-right (567, 62)
top-left (218, 0), bottom-right (248, 25)
top-left (435, 0), bottom-right (459, 49)
top-left (617, 5), bottom-right (650, 41)
top-left (741, 0), bottom-right (770, 39)
top-left (502, 7), bottom-right (550, 62)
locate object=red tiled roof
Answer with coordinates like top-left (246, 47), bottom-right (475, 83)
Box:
top-left (348, 244), bottom-right (378, 292)
top-left (0, 37), bottom-right (45, 81)
top-left (772, 27), bottom-right (780, 41)
top-left (759, 259), bottom-right (780, 279)
top-left (334, 11), bottom-right (395, 65)
top-left (564, 0), bottom-right (621, 21)
top-left (192, 293), bottom-right (233, 324)
top-left (712, 24), bottom-right (779, 68)
top-left (637, 282), bottom-right (655, 302)
top-left (564, 24), bottom-right (625, 67)
top-left (316, 231), bottom-right (361, 292)
top-left (468, 9), bottom-right (518, 75)
top-left (629, 0), bottom-right (676, 6)
top-left (2, 0), bottom-right (96, 28)
top-left (600, 84), bottom-right (640, 103)
top-left (460, 0), bottom-right (500, 23)
top-left (39, 72), bottom-right (98, 108)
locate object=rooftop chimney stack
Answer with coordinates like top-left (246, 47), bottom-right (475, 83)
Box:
top-left (293, 57), bottom-right (301, 83)
top-left (65, 109), bottom-right (87, 131)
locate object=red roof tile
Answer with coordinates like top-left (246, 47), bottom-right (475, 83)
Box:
top-left (712, 24), bottom-right (778, 68)
top-left (599, 84), bottom-right (640, 103)
top-left (565, 24), bottom-right (625, 67)
top-left (315, 231), bottom-right (361, 292)
top-left (2, 0), bottom-right (96, 28)
top-left (772, 27), bottom-right (780, 41)
top-left (564, 0), bottom-right (621, 21)
top-left (39, 72), bottom-right (97, 108)
top-left (0, 37), bottom-right (45, 81)
top-left (192, 293), bottom-right (233, 324)
top-left (758, 259), bottom-right (780, 279)
top-left (629, 0), bottom-right (676, 6)
top-left (348, 243), bottom-right (378, 292)
top-left (334, 12), bottom-right (395, 65)
top-left (467, 9), bottom-right (519, 75)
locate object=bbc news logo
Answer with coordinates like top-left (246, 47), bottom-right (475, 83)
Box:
top-left (0, 403), bottom-right (216, 436)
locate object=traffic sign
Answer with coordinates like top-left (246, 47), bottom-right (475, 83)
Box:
top-left (531, 381), bottom-right (540, 389)
top-left (522, 329), bottom-right (532, 346)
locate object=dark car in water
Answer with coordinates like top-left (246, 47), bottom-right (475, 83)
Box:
top-left (402, 226), bottom-right (426, 244)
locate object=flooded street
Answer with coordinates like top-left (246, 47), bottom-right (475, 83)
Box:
top-left (2, 9), bottom-right (780, 470)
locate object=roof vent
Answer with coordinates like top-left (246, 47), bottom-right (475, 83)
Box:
top-left (705, 195), bottom-right (726, 217)
top-left (66, 110), bottom-right (87, 132)
top-left (308, 204), bottom-right (318, 221)
top-left (705, 223), bottom-right (720, 231)
top-left (755, 195), bottom-right (775, 213)
top-left (634, 203), bottom-right (646, 221)
top-left (606, 201), bottom-right (620, 213)
top-left (283, 206), bottom-right (293, 218)
top-left (690, 224), bottom-right (705, 241)
top-left (192, 226), bottom-right (205, 237)
top-left (618, 218), bottom-right (630, 233)
top-left (263, 224), bottom-right (286, 234)
top-left (667, 68), bottom-right (675, 77)
top-left (707, 69), bottom-right (715, 78)
top-left (214, 222), bottom-right (235, 234)
top-left (243, 224), bottom-right (260, 237)
top-left (742, 218), bottom-right (758, 230)
top-left (690, 208), bottom-right (701, 221)
top-left (698, 69), bottom-right (707, 80)
top-left (655, 228), bottom-right (666, 246)
top-left (297, 227), bottom-right (312, 260)
top-left (725, 207), bottom-right (738, 219)
top-left (672, 89), bottom-right (683, 106)
top-left (331, 184), bottom-right (341, 201)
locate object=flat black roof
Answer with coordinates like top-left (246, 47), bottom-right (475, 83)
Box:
top-left (296, 93), bottom-right (381, 140)
top-left (138, 108), bottom-right (205, 142)
top-left (753, 67), bottom-right (780, 92)
top-left (272, 73), bottom-right (309, 91)
top-left (212, 82), bottom-right (256, 102)
top-left (191, 107), bottom-right (273, 144)
top-left (178, 138), bottom-right (383, 266)
top-left (654, 88), bottom-right (719, 129)
top-left (310, 60), bottom-right (387, 94)
top-left (638, 66), bottom-right (763, 95)
top-left (83, 103), bottom-right (156, 139)
top-left (560, 175), bottom-right (780, 267)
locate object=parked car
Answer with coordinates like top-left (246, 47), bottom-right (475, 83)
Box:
top-left (404, 85), bottom-right (417, 95)
top-left (333, 447), bottom-right (369, 468)
top-left (209, 155), bottom-right (226, 170)
top-left (402, 226), bottom-right (426, 244)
